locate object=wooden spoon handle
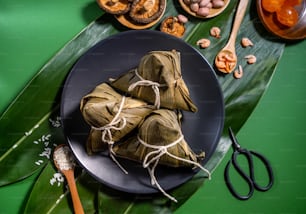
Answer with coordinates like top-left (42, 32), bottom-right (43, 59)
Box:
top-left (227, 0), bottom-right (250, 48)
top-left (64, 170), bottom-right (85, 214)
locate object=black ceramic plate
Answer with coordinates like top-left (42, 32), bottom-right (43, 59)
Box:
top-left (61, 30), bottom-right (224, 194)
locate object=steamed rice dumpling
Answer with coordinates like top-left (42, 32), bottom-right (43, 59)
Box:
top-left (109, 50), bottom-right (198, 112)
top-left (113, 109), bottom-right (204, 168)
top-left (80, 83), bottom-right (154, 154)
top-left (113, 109), bottom-right (209, 202)
top-left (85, 129), bottom-right (107, 154)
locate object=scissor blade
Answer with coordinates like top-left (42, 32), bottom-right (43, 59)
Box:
top-left (228, 127), bottom-right (241, 150)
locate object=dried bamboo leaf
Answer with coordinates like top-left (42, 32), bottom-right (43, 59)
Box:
top-left (80, 83), bottom-right (154, 153)
top-left (110, 50), bottom-right (198, 112)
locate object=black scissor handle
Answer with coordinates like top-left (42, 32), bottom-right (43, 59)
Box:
top-left (224, 149), bottom-right (274, 200)
top-left (224, 149), bottom-right (255, 200)
top-left (248, 150), bottom-right (274, 191)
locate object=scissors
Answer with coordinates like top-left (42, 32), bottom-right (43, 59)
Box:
top-left (224, 127), bottom-right (274, 200)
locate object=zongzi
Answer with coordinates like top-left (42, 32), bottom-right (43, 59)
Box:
top-left (109, 50), bottom-right (198, 112)
top-left (113, 109), bottom-right (205, 168)
top-left (113, 109), bottom-right (209, 202)
top-left (80, 83), bottom-right (154, 154)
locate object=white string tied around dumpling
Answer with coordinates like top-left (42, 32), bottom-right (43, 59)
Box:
top-left (137, 134), bottom-right (211, 203)
top-left (92, 96), bottom-right (128, 174)
top-left (128, 69), bottom-right (165, 109)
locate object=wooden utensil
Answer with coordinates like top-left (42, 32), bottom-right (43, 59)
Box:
top-left (53, 144), bottom-right (84, 214)
top-left (215, 0), bottom-right (249, 73)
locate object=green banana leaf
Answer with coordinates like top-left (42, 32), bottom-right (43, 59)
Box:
top-left (24, 163), bottom-right (99, 213)
top-left (0, 0), bottom-right (284, 213)
top-left (0, 12), bottom-right (116, 186)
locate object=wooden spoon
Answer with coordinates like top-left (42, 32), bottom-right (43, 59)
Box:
top-left (53, 144), bottom-right (84, 214)
top-left (215, 0), bottom-right (249, 73)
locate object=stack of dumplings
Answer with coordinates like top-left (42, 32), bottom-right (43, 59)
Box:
top-left (80, 50), bottom-right (210, 202)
